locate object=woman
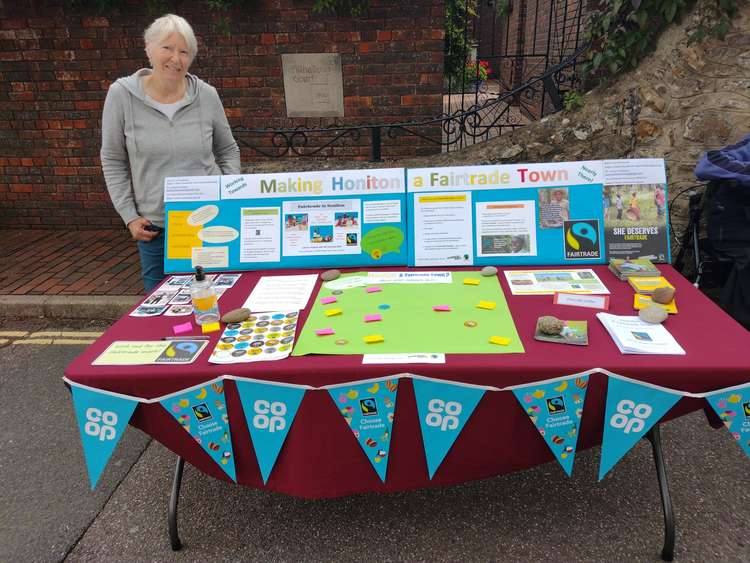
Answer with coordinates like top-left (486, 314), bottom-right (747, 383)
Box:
top-left (101, 14), bottom-right (240, 292)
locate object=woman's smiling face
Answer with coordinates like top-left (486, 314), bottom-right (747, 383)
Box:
top-left (147, 32), bottom-right (191, 83)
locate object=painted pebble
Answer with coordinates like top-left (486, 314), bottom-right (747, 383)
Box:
top-left (221, 308), bottom-right (251, 323)
top-left (480, 266), bottom-right (498, 277)
top-left (639, 305), bottom-right (668, 324)
top-left (652, 286), bottom-right (675, 305)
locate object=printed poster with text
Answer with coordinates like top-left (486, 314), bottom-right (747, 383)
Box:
top-left (601, 159), bottom-right (670, 262)
top-left (163, 168), bottom-right (407, 273)
top-left (406, 161), bottom-right (606, 267)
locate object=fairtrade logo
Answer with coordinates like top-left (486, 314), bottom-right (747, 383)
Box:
top-left (609, 399), bottom-right (652, 434)
top-left (84, 407), bottom-right (118, 441)
top-left (546, 396), bottom-right (566, 415)
top-left (564, 219), bottom-right (600, 259)
top-left (425, 399), bottom-right (462, 431)
top-left (360, 397), bottom-right (378, 416)
top-left (252, 400), bottom-right (287, 432)
top-left (743, 402), bottom-right (750, 418)
top-left (192, 403), bottom-right (213, 422)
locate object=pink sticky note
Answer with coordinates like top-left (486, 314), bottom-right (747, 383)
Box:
top-left (433, 305), bottom-right (452, 312)
top-left (364, 314), bottom-right (382, 322)
top-left (365, 286), bottom-right (382, 293)
top-left (320, 296), bottom-right (338, 305)
top-left (172, 321), bottom-right (193, 335)
top-left (315, 328), bottom-right (335, 336)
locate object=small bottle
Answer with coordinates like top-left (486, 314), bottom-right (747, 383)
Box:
top-left (191, 266), bottom-right (220, 325)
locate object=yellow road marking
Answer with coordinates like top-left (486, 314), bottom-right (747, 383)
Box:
top-left (0, 339), bottom-right (9, 346)
top-left (14, 339), bottom-right (54, 345)
top-left (0, 331), bottom-right (29, 337)
top-left (30, 331), bottom-right (104, 338)
top-left (53, 338), bottom-right (97, 345)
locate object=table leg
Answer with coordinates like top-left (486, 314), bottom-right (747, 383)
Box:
top-left (169, 455), bottom-right (185, 551)
top-left (646, 424), bottom-right (675, 561)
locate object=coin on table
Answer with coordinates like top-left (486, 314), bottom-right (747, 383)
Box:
top-left (464, 320), bottom-right (478, 328)
top-left (335, 338), bottom-right (349, 346)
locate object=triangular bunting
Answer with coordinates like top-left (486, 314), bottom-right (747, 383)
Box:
top-left (70, 384), bottom-right (139, 489)
top-left (705, 384), bottom-right (750, 462)
top-left (160, 379), bottom-right (237, 481)
top-left (599, 377), bottom-right (680, 480)
top-left (328, 378), bottom-right (399, 482)
top-left (235, 380), bottom-right (305, 484)
top-left (511, 375), bottom-right (589, 476)
top-left (412, 378), bottom-right (485, 478)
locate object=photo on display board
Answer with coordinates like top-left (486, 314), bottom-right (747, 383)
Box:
top-left (603, 184), bottom-right (669, 262)
top-left (538, 187), bottom-right (570, 229)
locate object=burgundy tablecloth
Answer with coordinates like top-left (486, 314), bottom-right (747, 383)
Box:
top-left (65, 266), bottom-right (750, 498)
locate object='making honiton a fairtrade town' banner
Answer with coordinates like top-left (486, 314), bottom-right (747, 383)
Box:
top-left (412, 378), bottom-right (485, 479)
top-left (70, 383), bottom-right (139, 489)
top-left (328, 378), bottom-right (399, 482)
top-left (599, 377), bottom-right (681, 480)
top-left (235, 379), bottom-right (306, 483)
top-left (512, 375), bottom-right (589, 476)
top-left (163, 168), bottom-right (407, 273)
top-left (160, 379), bottom-right (237, 481)
top-left (705, 383), bottom-right (750, 462)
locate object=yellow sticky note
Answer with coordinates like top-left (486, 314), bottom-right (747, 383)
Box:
top-left (489, 335), bottom-right (511, 346)
top-left (463, 278), bottom-right (480, 286)
top-left (363, 334), bottom-right (384, 344)
top-left (324, 308), bottom-right (343, 317)
top-left (477, 300), bottom-right (496, 310)
top-left (201, 322), bottom-right (220, 334)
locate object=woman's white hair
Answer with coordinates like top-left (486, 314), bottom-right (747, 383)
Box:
top-left (144, 14), bottom-right (198, 61)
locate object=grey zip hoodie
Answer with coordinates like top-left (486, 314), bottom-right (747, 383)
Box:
top-left (100, 69), bottom-right (240, 227)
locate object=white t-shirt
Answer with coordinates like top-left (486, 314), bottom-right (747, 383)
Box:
top-left (146, 95), bottom-right (185, 120)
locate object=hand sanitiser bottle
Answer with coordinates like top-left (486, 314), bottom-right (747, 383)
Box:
top-left (191, 266), bottom-right (220, 325)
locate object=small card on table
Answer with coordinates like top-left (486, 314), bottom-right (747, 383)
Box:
top-left (553, 292), bottom-right (609, 310)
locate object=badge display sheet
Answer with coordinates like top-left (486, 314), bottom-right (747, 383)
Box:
top-left (293, 271), bottom-right (523, 355)
top-left (209, 311), bottom-right (300, 363)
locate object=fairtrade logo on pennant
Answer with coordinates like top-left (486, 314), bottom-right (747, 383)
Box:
top-left (512, 375), bottom-right (588, 477)
top-left (413, 379), bottom-right (485, 479)
top-left (236, 381), bottom-right (305, 484)
top-left (70, 384), bottom-right (139, 490)
top-left (599, 377), bottom-right (680, 480)
top-left (705, 386), bottom-right (750, 463)
top-left (328, 379), bottom-right (399, 482)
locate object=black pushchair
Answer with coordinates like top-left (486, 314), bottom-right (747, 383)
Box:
top-left (678, 135), bottom-right (750, 329)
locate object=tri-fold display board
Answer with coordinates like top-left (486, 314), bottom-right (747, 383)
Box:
top-left (163, 159), bottom-right (670, 273)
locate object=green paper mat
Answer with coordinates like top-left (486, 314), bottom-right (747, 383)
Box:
top-left (293, 271), bottom-right (524, 355)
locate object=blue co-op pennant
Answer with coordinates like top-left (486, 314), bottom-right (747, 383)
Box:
top-left (70, 384), bottom-right (139, 489)
top-left (512, 375), bottom-right (589, 476)
top-left (412, 378), bottom-right (485, 478)
top-left (160, 379), bottom-right (237, 482)
top-left (705, 384), bottom-right (750, 462)
top-left (599, 377), bottom-right (680, 480)
top-left (328, 378), bottom-right (399, 482)
top-left (235, 380), bottom-right (305, 484)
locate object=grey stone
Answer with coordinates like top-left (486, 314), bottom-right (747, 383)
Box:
top-left (639, 305), bottom-right (668, 324)
top-left (480, 266), bottom-right (498, 277)
top-left (321, 269), bottom-right (342, 282)
top-left (221, 308), bottom-right (251, 323)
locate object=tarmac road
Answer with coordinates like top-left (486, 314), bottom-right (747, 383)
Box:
top-left (1, 320), bottom-right (748, 562)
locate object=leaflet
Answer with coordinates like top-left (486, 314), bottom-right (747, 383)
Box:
top-left (92, 340), bottom-right (208, 365)
top-left (412, 192), bottom-right (473, 266)
top-left (243, 274), bottom-right (318, 312)
top-left (504, 269), bottom-right (610, 295)
top-left (596, 313), bottom-right (685, 355)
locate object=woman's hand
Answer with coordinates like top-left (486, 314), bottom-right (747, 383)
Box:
top-left (127, 217), bottom-right (160, 242)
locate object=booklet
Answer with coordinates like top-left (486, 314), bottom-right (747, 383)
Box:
top-left (534, 319), bottom-right (588, 346)
top-left (504, 269), bottom-right (610, 295)
top-left (92, 339), bottom-right (208, 365)
top-left (627, 276), bottom-right (674, 295)
top-left (596, 313), bottom-right (685, 355)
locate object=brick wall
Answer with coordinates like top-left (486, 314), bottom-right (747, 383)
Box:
top-left (0, 0), bottom-right (444, 229)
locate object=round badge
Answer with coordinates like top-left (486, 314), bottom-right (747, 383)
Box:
top-left (240, 329), bottom-right (253, 335)
top-left (224, 330), bottom-right (239, 336)
top-left (270, 319), bottom-right (284, 326)
top-left (234, 342), bottom-right (249, 349)
top-left (258, 315), bottom-right (270, 321)
top-left (231, 349), bottom-right (247, 357)
top-left (283, 323), bottom-right (297, 331)
top-left (226, 323), bottom-right (241, 329)
top-left (254, 327), bottom-right (268, 333)
top-left (267, 332), bottom-right (280, 339)
top-left (278, 344), bottom-right (291, 351)
top-left (218, 343), bottom-right (233, 351)
top-left (255, 321), bottom-right (270, 328)
top-left (378, 304), bottom-right (391, 310)
top-left (286, 311), bottom-right (299, 318)
top-left (464, 320), bottom-right (478, 328)
top-left (282, 331), bottom-right (294, 337)
top-left (253, 334), bottom-right (265, 340)
top-left (335, 338), bottom-right (349, 346)
top-left (250, 340), bottom-right (264, 348)
top-left (237, 335), bottom-right (251, 342)
top-left (264, 347), bottom-right (277, 354)
top-left (281, 336), bottom-right (294, 344)
top-left (266, 339), bottom-right (279, 346)
top-left (247, 316), bottom-right (257, 322)
top-left (272, 313), bottom-right (285, 320)
top-left (241, 321), bottom-right (254, 329)
top-left (249, 348), bottom-right (262, 355)
top-left (220, 336), bottom-right (236, 343)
